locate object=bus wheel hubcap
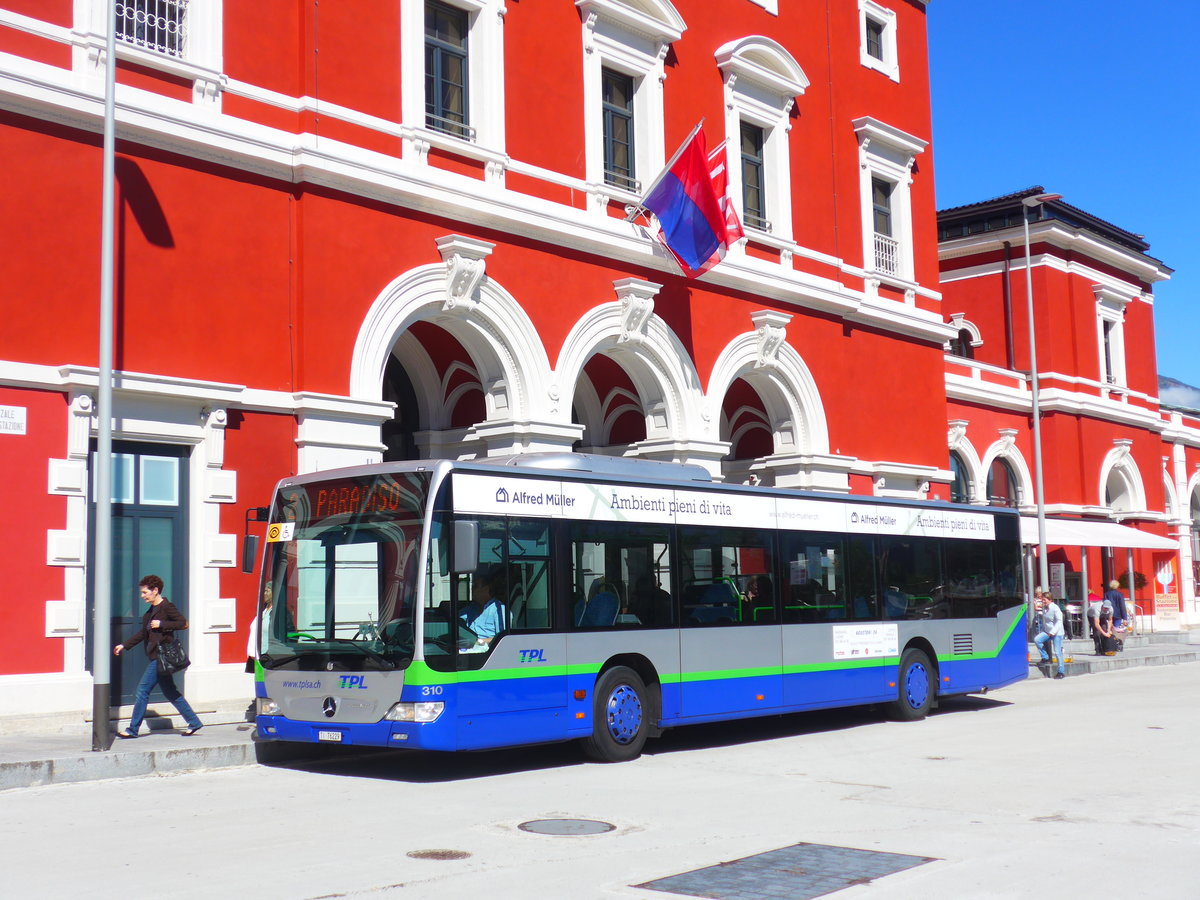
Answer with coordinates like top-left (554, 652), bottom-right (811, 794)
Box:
top-left (606, 685), bottom-right (642, 744)
top-left (905, 664), bottom-right (929, 708)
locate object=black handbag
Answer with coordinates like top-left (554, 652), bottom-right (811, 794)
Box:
top-left (157, 636), bottom-right (191, 675)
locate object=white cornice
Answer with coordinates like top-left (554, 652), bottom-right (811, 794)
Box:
top-left (939, 220), bottom-right (1171, 285)
top-left (946, 364), bottom-right (1167, 432)
top-left (0, 361), bottom-right (394, 421)
top-left (940, 252), bottom-right (1157, 305)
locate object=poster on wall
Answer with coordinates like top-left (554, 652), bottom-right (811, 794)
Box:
top-left (1152, 553), bottom-right (1180, 631)
top-left (1049, 563), bottom-right (1066, 600)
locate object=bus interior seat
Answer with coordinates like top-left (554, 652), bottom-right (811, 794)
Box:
top-left (575, 591), bottom-right (619, 627)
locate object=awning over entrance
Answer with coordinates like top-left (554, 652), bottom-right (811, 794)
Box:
top-left (1019, 517), bottom-right (1177, 551)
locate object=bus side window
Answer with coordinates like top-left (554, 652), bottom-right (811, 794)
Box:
top-left (678, 525), bottom-right (774, 626)
top-left (569, 522), bottom-right (673, 629)
top-left (781, 533), bottom-right (846, 624)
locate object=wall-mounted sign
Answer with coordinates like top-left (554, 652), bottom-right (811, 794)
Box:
top-left (0, 406), bottom-right (27, 435)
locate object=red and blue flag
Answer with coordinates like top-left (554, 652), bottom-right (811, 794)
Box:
top-left (642, 127), bottom-right (729, 277)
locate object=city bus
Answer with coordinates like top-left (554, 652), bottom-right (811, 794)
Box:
top-left (252, 453), bottom-right (1026, 762)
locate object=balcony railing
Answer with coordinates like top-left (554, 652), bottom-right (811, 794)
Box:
top-left (426, 114), bottom-right (476, 143)
top-left (117, 0), bottom-right (188, 58)
top-left (603, 170), bottom-right (641, 194)
top-left (873, 231), bottom-right (900, 275)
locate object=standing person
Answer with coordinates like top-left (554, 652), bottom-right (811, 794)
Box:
top-left (1033, 592), bottom-right (1066, 679)
top-left (1030, 588), bottom-right (1046, 640)
top-left (1105, 579), bottom-right (1130, 631)
top-left (113, 574), bottom-right (203, 738)
top-left (246, 582), bottom-right (273, 673)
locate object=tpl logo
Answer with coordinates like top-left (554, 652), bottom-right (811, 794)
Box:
top-left (518, 649), bottom-right (546, 664)
top-left (339, 675), bottom-right (368, 690)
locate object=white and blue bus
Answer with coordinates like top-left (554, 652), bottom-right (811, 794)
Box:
top-left (253, 453), bottom-right (1026, 761)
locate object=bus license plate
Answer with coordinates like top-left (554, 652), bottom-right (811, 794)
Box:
top-left (317, 730), bottom-right (342, 742)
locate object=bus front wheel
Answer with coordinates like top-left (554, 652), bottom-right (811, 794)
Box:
top-left (888, 648), bottom-right (934, 721)
top-left (581, 666), bottom-right (649, 762)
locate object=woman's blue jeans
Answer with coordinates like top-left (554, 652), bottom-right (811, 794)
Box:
top-left (127, 657), bottom-right (202, 733)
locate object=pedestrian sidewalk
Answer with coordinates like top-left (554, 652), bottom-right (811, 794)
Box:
top-left (1027, 630), bottom-right (1200, 679)
top-left (0, 700), bottom-right (267, 792)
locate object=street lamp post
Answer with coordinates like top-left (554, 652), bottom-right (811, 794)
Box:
top-left (1022, 192), bottom-right (1062, 596)
top-left (92, 0), bottom-right (118, 752)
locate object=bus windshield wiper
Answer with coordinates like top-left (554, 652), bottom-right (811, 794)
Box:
top-left (290, 633), bottom-right (396, 669)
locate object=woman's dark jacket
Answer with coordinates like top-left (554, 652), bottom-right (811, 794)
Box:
top-left (121, 600), bottom-right (187, 660)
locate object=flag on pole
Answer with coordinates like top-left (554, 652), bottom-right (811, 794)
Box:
top-left (641, 126), bottom-right (728, 277)
top-left (692, 141), bottom-right (745, 276)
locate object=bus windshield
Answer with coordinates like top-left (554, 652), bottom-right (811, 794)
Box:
top-left (259, 472), bottom-right (429, 671)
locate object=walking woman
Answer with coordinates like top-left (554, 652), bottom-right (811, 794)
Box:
top-left (113, 574), bottom-right (203, 738)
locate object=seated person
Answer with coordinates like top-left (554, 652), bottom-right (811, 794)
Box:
top-left (1094, 607), bottom-right (1122, 656)
top-left (742, 575), bottom-right (775, 621)
top-left (1087, 589), bottom-right (1112, 653)
top-left (461, 565), bottom-right (507, 649)
top-left (630, 574), bottom-right (671, 625)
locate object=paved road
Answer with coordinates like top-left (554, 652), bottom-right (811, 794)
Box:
top-left (3, 663), bottom-right (1197, 900)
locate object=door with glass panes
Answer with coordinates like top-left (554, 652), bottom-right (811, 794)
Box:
top-left (89, 442), bottom-right (189, 706)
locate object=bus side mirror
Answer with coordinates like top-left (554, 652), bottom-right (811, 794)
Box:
top-left (452, 520), bottom-right (479, 574)
top-left (241, 534), bottom-right (260, 574)
top-left (242, 506), bottom-right (270, 574)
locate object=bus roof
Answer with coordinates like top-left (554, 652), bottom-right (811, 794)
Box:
top-left (272, 453), bottom-right (1019, 520)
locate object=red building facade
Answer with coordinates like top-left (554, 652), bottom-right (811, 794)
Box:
top-left (1, 1), bottom-right (1190, 721)
top-left (938, 189), bottom-right (1198, 630)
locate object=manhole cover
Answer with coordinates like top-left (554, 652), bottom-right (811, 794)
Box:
top-left (636, 842), bottom-right (936, 900)
top-left (406, 849), bottom-right (471, 860)
top-left (518, 818), bottom-right (616, 836)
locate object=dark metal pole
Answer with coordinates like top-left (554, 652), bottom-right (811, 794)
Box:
top-left (92, 0), bottom-right (117, 752)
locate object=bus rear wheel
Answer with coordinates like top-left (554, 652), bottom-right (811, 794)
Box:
top-left (888, 648), bottom-right (934, 721)
top-left (581, 666), bottom-right (649, 762)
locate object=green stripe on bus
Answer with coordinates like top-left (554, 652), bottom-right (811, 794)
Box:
top-left (395, 608), bottom-right (1028, 688)
top-left (935, 604), bottom-right (1027, 663)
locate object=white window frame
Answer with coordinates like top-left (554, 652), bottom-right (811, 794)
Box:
top-left (853, 116), bottom-right (926, 284)
top-left (577, 0), bottom-right (685, 208)
top-left (401, 0), bottom-right (506, 153)
top-left (715, 36), bottom-right (808, 243)
top-left (859, 0), bottom-right (899, 82)
top-left (77, 0), bottom-right (224, 106)
top-left (1094, 286), bottom-right (1131, 391)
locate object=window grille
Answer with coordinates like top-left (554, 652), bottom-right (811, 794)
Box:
top-left (117, 0), bottom-right (188, 58)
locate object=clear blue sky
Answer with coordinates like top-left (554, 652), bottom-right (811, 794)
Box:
top-left (927, 1), bottom-right (1198, 393)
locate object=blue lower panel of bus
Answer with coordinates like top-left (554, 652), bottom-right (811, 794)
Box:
top-left (256, 715), bottom-right (463, 751)
top-left (258, 627), bottom-right (1027, 751)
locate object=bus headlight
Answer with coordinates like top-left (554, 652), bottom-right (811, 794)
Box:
top-left (384, 701), bottom-right (445, 723)
top-left (256, 697), bottom-right (280, 716)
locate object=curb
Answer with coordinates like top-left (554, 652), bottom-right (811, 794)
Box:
top-left (0, 740), bottom-right (258, 792)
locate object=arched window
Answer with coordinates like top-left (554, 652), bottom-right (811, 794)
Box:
top-left (986, 458), bottom-right (1018, 508)
top-left (948, 328), bottom-right (975, 360)
top-left (1105, 468), bottom-right (1135, 513)
top-left (949, 451), bottom-right (969, 503)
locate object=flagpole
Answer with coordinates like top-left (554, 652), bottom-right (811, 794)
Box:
top-left (624, 118), bottom-right (704, 222)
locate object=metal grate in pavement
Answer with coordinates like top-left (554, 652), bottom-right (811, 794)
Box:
top-left (635, 841), bottom-right (936, 900)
